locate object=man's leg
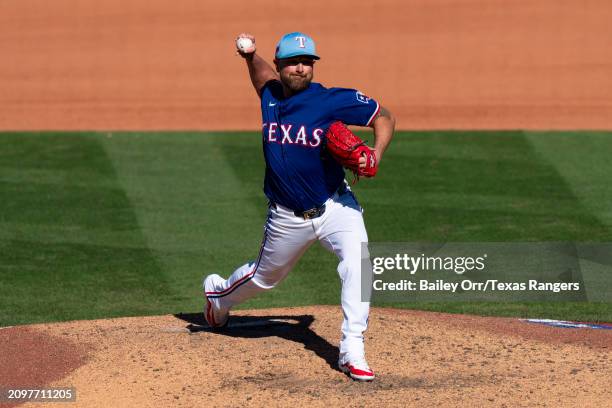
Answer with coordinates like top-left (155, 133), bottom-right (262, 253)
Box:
top-left (316, 190), bottom-right (374, 380)
top-left (204, 205), bottom-right (316, 326)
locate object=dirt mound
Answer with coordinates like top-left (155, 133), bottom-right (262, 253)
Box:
top-left (2, 306), bottom-right (610, 407)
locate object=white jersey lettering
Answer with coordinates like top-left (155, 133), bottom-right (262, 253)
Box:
top-left (310, 128), bottom-right (323, 147)
top-left (294, 126), bottom-right (308, 145)
top-left (280, 124), bottom-right (294, 144)
top-left (268, 123), bottom-right (278, 142)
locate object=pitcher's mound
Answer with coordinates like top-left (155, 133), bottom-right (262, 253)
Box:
top-left (2, 306), bottom-right (610, 407)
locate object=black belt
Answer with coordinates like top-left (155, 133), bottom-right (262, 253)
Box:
top-left (271, 183), bottom-right (349, 220)
top-left (294, 205), bottom-right (326, 220)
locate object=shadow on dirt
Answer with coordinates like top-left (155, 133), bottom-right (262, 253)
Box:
top-left (174, 313), bottom-right (341, 372)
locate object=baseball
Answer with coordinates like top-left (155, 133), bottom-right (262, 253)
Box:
top-left (237, 37), bottom-right (254, 53)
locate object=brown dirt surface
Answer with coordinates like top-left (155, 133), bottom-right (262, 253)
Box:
top-left (1, 306), bottom-right (610, 408)
top-left (0, 327), bottom-right (88, 408)
top-left (1, 0), bottom-right (612, 131)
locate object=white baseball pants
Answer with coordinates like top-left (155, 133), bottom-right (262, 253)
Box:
top-left (206, 187), bottom-right (371, 361)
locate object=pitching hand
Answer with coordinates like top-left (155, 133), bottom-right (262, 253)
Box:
top-left (236, 33), bottom-right (256, 56)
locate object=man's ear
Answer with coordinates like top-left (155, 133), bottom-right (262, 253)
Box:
top-left (273, 58), bottom-right (280, 72)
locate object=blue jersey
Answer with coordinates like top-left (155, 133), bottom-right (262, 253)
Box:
top-left (260, 81), bottom-right (379, 211)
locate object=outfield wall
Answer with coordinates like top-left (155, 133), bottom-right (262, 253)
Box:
top-left (1, 0), bottom-right (611, 130)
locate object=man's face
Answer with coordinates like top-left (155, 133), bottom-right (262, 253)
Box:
top-left (276, 56), bottom-right (316, 93)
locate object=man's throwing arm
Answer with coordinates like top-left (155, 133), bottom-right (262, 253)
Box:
top-left (235, 33), bottom-right (278, 97)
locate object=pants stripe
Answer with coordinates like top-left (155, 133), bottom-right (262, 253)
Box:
top-left (205, 217), bottom-right (270, 298)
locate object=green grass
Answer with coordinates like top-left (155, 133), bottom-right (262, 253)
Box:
top-left (0, 131), bottom-right (611, 326)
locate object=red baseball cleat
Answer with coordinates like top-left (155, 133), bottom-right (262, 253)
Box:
top-left (339, 356), bottom-right (375, 381)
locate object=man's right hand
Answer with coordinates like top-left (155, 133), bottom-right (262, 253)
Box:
top-left (236, 33), bottom-right (256, 57)
top-left (236, 33), bottom-right (278, 97)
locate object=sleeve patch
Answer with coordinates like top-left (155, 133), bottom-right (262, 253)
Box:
top-left (356, 91), bottom-right (371, 104)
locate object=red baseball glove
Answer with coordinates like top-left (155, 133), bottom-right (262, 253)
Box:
top-left (325, 121), bottom-right (378, 179)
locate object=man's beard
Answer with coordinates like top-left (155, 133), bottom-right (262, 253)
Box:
top-left (281, 73), bottom-right (312, 93)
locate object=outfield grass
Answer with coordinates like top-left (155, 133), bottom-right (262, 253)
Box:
top-left (1, 131), bottom-right (611, 326)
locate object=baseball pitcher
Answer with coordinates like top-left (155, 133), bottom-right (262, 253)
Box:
top-left (203, 32), bottom-right (395, 381)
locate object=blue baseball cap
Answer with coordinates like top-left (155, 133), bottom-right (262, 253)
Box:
top-left (275, 32), bottom-right (320, 60)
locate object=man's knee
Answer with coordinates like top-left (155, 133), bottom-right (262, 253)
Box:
top-left (250, 267), bottom-right (289, 289)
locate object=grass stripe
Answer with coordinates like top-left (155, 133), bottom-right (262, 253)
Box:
top-left (525, 131), bottom-right (612, 229)
top-left (0, 133), bottom-right (171, 326)
top-left (100, 132), bottom-right (268, 313)
top-left (358, 131), bottom-right (610, 242)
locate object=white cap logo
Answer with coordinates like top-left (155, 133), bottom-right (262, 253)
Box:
top-left (295, 36), bottom-right (306, 48)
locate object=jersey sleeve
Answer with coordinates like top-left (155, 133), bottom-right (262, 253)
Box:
top-left (326, 88), bottom-right (380, 127)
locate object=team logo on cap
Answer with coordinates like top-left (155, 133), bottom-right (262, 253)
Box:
top-left (356, 91), bottom-right (370, 104)
top-left (295, 36), bottom-right (306, 48)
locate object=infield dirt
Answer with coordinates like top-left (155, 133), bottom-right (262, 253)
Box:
top-left (1, 306), bottom-right (611, 408)
top-left (1, 0), bottom-right (612, 130)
